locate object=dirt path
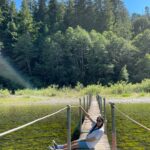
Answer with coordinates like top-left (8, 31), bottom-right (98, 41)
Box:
top-left (1, 95), bottom-right (150, 106)
top-left (1, 95), bottom-right (79, 106)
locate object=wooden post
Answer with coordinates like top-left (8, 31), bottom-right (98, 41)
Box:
top-left (97, 95), bottom-right (100, 109)
top-left (103, 98), bottom-right (107, 133)
top-left (103, 98), bottom-right (106, 122)
top-left (89, 94), bottom-right (92, 106)
top-left (87, 95), bottom-right (89, 110)
top-left (88, 94), bottom-right (90, 108)
top-left (83, 97), bottom-right (86, 111)
top-left (79, 99), bottom-right (82, 132)
top-left (100, 96), bottom-right (102, 114)
top-left (86, 95), bottom-right (88, 111)
top-left (110, 103), bottom-right (117, 150)
top-left (67, 105), bottom-right (71, 150)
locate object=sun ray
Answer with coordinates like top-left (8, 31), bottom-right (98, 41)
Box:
top-left (0, 56), bottom-right (32, 88)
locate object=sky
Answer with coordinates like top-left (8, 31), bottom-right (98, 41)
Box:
top-left (14, 0), bottom-right (150, 15)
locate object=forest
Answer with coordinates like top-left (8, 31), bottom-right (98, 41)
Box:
top-left (0, 0), bottom-right (150, 89)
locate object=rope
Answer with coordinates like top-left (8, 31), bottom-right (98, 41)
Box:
top-left (0, 107), bottom-right (67, 137)
top-left (114, 106), bottom-right (150, 132)
top-left (70, 105), bottom-right (80, 108)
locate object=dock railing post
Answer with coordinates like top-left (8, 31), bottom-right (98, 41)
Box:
top-left (86, 95), bottom-right (88, 111)
top-left (103, 98), bottom-right (107, 133)
top-left (67, 105), bottom-right (71, 150)
top-left (79, 98), bottom-right (82, 132)
top-left (83, 97), bottom-right (86, 111)
top-left (100, 96), bottom-right (102, 114)
top-left (88, 94), bottom-right (91, 108)
top-left (110, 102), bottom-right (117, 150)
top-left (89, 94), bottom-right (92, 106)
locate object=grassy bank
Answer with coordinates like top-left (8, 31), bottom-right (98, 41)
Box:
top-left (106, 103), bottom-right (150, 149)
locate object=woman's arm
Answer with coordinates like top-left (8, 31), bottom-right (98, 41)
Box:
top-left (80, 106), bottom-right (95, 124)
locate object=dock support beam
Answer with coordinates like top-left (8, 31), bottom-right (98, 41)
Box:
top-left (67, 105), bottom-right (71, 150)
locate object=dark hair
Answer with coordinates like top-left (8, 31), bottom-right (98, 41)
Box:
top-left (96, 116), bottom-right (104, 128)
top-left (89, 116), bottom-right (104, 134)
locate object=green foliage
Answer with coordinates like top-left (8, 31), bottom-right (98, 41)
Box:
top-left (131, 29), bottom-right (150, 82)
top-left (0, 0), bottom-right (150, 89)
top-left (132, 16), bottom-right (150, 36)
top-left (0, 8), bottom-right (4, 23)
top-left (19, 0), bottom-right (34, 33)
top-left (119, 65), bottom-right (129, 82)
top-left (75, 82), bottom-right (84, 91)
top-left (81, 84), bottom-right (103, 95)
top-left (16, 85), bottom-right (80, 97)
top-left (0, 89), bottom-right (10, 96)
top-left (13, 33), bottom-right (35, 76)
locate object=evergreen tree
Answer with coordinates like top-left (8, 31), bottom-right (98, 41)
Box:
top-left (64, 0), bottom-right (75, 28)
top-left (145, 6), bottom-right (150, 19)
top-left (74, 0), bottom-right (86, 27)
top-left (5, 1), bottom-right (18, 51)
top-left (112, 0), bottom-right (131, 39)
top-left (94, 0), bottom-right (103, 31)
top-left (0, 8), bottom-right (4, 24)
top-left (103, 0), bottom-right (114, 31)
top-left (119, 65), bottom-right (129, 82)
top-left (19, 0), bottom-right (33, 33)
top-left (36, 0), bottom-right (46, 22)
top-left (132, 16), bottom-right (150, 36)
top-left (13, 33), bottom-right (35, 76)
top-left (47, 0), bottom-right (58, 32)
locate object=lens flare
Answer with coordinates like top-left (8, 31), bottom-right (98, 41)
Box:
top-left (0, 56), bottom-right (31, 88)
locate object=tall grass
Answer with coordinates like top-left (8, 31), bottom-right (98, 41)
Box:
top-left (16, 85), bottom-right (80, 97)
top-left (81, 79), bottom-right (150, 97)
top-left (0, 79), bottom-right (150, 98)
top-left (0, 89), bottom-right (10, 96)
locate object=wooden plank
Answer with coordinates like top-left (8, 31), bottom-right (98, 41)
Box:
top-left (79, 97), bottom-right (110, 150)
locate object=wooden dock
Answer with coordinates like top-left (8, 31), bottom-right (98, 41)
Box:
top-left (80, 97), bottom-right (111, 150)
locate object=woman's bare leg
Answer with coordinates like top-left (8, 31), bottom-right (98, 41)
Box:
top-left (61, 140), bottom-right (78, 148)
top-left (63, 142), bottom-right (79, 150)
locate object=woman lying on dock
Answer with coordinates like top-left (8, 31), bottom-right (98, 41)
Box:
top-left (48, 106), bottom-right (104, 150)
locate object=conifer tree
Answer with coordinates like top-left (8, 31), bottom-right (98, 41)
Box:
top-left (36, 0), bottom-right (46, 22)
top-left (103, 0), bottom-right (114, 31)
top-left (13, 33), bottom-right (35, 76)
top-left (64, 0), bottom-right (75, 28)
top-left (119, 65), bottom-right (129, 82)
top-left (48, 0), bottom-right (58, 32)
top-left (19, 0), bottom-right (33, 33)
top-left (112, 0), bottom-right (131, 39)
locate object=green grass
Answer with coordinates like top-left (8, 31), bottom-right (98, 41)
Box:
top-left (106, 103), bottom-right (150, 150)
top-left (0, 105), bottom-right (80, 150)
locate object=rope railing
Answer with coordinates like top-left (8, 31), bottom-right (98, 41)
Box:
top-left (114, 106), bottom-right (150, 132)
top-left (70, 105), bottom-right (80, 108)
top-left (0, 95), bottom-right (92, 150)
top-left (109, 102), bottom-right (150, 150)
top-left (0, 106), bottom-right (67, 137)
top-left (0, 105), bottom-right (86, 137)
